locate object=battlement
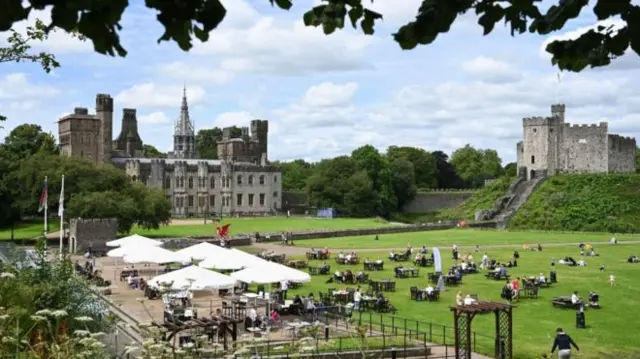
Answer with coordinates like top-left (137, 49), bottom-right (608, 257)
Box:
top-left (564, 122), bottom-right (608, 130)
top-left (241, 127), bottom-right (250, 138)
top-left (123, 108), bottom-right (137, 118)
top-left (95, 94), bottom-right (113, 112)
top-left (523, 116), bottom-right (553, 126)
top-left (74, 107), bottom-right (89, 115)
top-left (551, 104), bottom-right (565, 113)
top-left (251, 119), bottom-right (268, 132)
top-left (73, 218), bottom-right (118, 225)
top-left (608, 134), bottom-right (637, 151)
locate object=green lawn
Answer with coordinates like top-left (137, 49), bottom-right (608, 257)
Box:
top-left (0, 220), bottom-right (60, 240)
top-left (297, 229), bottom-right (639, 249)
top-left (133, 217), bottom-right (391, 238)
top-left (282, 241), bottom-right (640, 359)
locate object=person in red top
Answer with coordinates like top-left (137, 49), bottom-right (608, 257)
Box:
top-left (270, 309), bottom-right (279, 322)
top-left (511, 278), bottom-right (520, 300)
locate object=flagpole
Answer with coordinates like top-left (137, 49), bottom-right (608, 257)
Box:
top-left (43, 176), bottom-right (48, 239)
top-left (59, 175), bottom-right (65, 259)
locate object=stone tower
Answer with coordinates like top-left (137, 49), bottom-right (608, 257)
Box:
top-left (96, 94), bottom-right (113, 164)
top-left (57, 107), bottom-right (101, 163)
top-left (114, 108), bottom-right (144, 157)
top-left (170, 87), bottom-right (197, 159)
top-left (251, 119), bottom-right (268, 163)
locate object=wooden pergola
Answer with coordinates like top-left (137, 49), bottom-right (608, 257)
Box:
top-left (450, 301), bottom-right (513, 359)
top-left (152, 314), bottom-right (243, 350)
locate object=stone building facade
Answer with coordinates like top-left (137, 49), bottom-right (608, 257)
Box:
top-left (58, 90), bottom-right (282, 217)
top-left (516, 104), bottom-right (636, 180)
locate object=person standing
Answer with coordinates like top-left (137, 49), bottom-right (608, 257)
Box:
top-left (550, 328), bottom-right (580, 358)
top-left (280, 280), bottom-right (289, 300)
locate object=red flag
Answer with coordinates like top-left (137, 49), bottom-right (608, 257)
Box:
top-left (217, 224), bottom-right (231, 238)
top-left (38, 178), bottom-right (48, 213)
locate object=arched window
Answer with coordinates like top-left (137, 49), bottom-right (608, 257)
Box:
top-left (210, 177), bottom-right (215, 189)
top-left (248, 175), bottom-right (254, 185)
top-left (237, 175), bottom-right (242, 185)
top-left (188, 177), bottom-right (194, 189)
top-left (164, 177), bottom-right (171, 189)
top-left (259, 175), bottom-right (265, 185)
top-left (274, 175), bottom-right (278, 183)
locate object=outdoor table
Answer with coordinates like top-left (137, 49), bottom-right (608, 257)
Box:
top-left (242, 293), bottom-right (260, 306)
top-left (308, 266), bottom-right (320, 275)
top-left (397, 268), bottom-right (419, 278)
top-left (369, 280), bottom-right (396, 292)
top-left (364, 261), bottom-right (384, 271)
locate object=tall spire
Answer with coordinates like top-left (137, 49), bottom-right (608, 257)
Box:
top-left (170, 85), bottom-right (198, 159)
top-left (175, 85), bottom-right (194, 136)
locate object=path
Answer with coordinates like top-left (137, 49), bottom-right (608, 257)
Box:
top-left (250, 240), bottom-right (640, 256)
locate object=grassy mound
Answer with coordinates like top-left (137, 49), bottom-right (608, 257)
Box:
top-left (510, 173), bottom-right (640, 233)
top-left (436, 176), bottom-right (513, 221)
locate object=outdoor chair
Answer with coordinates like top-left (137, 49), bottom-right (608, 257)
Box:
top-left (410, 287), bottom-right (419, 301)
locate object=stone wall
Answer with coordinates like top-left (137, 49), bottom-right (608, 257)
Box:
top-left (282, 191), bottom-right (477, 214)
top-left (607, 134), bottom-right (636, 172)
top-left (562, 123), bottom-right (609, 173)
top-left (402, 191), bottom-right (476, 213)
top-left (69, 218), bottom-right (118, 254)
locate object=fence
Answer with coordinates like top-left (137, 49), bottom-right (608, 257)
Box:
top-left (298, 306), bottom-right (495, 357)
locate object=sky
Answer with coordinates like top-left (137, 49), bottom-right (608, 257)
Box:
top-left (0, 0), bottom-right (638, 164)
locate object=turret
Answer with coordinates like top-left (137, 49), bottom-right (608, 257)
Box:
top-left (250, 119), bottom-right (268, 162)
top-left (551, 104), bottom-right (565, 122)
top-left (96, 94), bottom-right (114, 164)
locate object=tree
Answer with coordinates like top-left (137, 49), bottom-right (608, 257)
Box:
top-left (451, 145), bottom-right (504, 188)
top-left (195, 127), bottom-right (242, 159)
top-left (1, 124), bottom-right (58, 160)
top-left (273, 159), bottom-right (315, 192)
top-left (386, 146), bottom-right (438, 189)
top-left (142, 144), bottom-right (167, 158)
top-left (389, 158), bottom-right (417, 210)
top-left (504, 162), bottom-right (517, 177)
top-left (0, 1), bottom-right (633, 73)
top-left (431, 151), bottom-right (465, 189)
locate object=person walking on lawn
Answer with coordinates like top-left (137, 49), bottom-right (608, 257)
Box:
top-left (551, 328), bottom-right (580, 358)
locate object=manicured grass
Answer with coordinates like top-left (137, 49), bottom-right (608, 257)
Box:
top-left (0, 220), bottom-right (60, 240)
top-left (133, 217), bottom-right (391, 238)
top-left (297, 229), bottom-right (639, 249)
top-left (284, 242), bottom-right (640, 359)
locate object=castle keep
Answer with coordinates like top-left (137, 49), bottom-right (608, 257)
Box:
top-left (516, 104), bottom-right (636, 180)
top-left (58, 90), bottom-right (282, 217)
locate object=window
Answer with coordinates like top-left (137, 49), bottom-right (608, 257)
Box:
top-left (176, 196), bottom-right (184, 207)
top-left (259, 175), bottom-right (265, 185)
top-left (198, 176), bottom-right (204, 188)
top-left (248, 194), bottom-right (254, 206)
top-left (273, 191), bottom-right (278, 198)
top-left (532, 128), bottom-right (537, 133)
top-left (531, 155), bottom-right (535, 164)
top-left (578, 138), bottom-right (587, 144)
top-left (131, 175), bottom-right (137, 182)
top-left (274, 176), bottom-right (278, 182)
top-left (210, 177), bottom-right (215, 189)
top-left (209, 195), bottom-right (215, 207)
top-left (237, 175), bottom-right (242, 185)
top-left (550, 128), bottom-right (553, 133)
top-left (175, 197), bottom-right (180, 207)
top-left (221, 177), bottom-right (226, 188)
top-left (259, 193), bottom-right (265, 206)
top-left (188, 195), bottom-right (194, 207)
top-left (188, 177), bottom-right (194, 189)
top-left (164, 177), bottom-right (171, 189)
top-left (248, 175), bottom-right (254, 186)
top-left (178, 177), bottom-right (184, 188)
top-left (198, 196), bottom-right (205, 207)
top-left (226, 176), bottom-right (231, 188)
top-left (237, 194), bottom-right (243, 206)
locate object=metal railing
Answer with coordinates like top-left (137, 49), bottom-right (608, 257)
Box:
top-left (296, 306), bottom-right (495, 356)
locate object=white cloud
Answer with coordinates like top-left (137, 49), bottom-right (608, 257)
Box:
top-left (462, 56), bottom-right (522, 83)
top-left (300, 82), bottom-right (358, 107)
top-left (138, 112), bottom-right (171, 125)
top-left (193, 17), bottom-right (375, 75)
top-left (0, 73), bottom-right (59, 100)
top-left (156, 62), bottom-right (233, 85)
top-left (114, 84), bottom-right (206, 108)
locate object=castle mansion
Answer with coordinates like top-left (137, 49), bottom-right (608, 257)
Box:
top-left (57, 90), bottom-right (282, 217)
top-left (517, 104), bottom-right (636, 180)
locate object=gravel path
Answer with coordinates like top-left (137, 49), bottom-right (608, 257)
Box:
top-left (250, 240), bottom-right (639, 255)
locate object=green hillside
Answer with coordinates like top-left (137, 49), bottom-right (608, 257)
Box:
top-left (510, 173), bottom-right (640, 233)
top-left (436, 176), bottom-right (513, 221)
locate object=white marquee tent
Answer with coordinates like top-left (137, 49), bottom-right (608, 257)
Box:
top-left (121, 245), bottom-right (191, 264)
top-left (198, 248), bottom-right (265, 270)
top-left (148, 265), bottom-right (236, 291)
top-left (176, 242), bottom-right (229, 261)
top-left (106, 234), bottom-right (162, 248)
top-left (230, 260), bottom-right (311, 284)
